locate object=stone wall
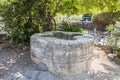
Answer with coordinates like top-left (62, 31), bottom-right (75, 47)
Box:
top-left (30, 31), bottom-right (94, 76)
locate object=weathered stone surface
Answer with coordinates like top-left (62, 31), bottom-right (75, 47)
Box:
top-left (38, 71), bottom-right (55, 80)
top-left (34, 62), bottom-right (48, 71)
top-left (30, 31), bottom-right (94, 76)
top-left (25, 70), bottom-right (40, 79)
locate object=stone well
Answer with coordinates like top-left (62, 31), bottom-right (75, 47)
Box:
top-left (30, 31), bottom-right (94, 76)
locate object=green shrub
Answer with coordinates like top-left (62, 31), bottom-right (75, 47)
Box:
top-left (112, 45), bottom-right (120, 57)
top-left (0, 1), bottom-right (41, 47)
top-left (113, 46), bottom-right (120, 53)
top-left (59, 21), bottom-right (84, 33)
top-left (106, 23), bottom-right (120, 56)
top-left (92, 11), bottom-right (120, 31)
top-left (0, 0), bottom-right (59, 47)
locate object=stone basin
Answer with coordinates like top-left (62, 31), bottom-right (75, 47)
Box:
top-left (30, 31), bottom-right (94, 76)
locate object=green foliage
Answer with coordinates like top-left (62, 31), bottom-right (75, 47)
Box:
top-left (59, 21), bottom-right (84, 33)
top-left (112, 20), bottom-right (120, 56)
top-left (113, 21), bottom-right (120, 36)
top-left (106, 24), bottom-right (115, 31)
top-left (0, 0), bottom-right (41, 47)
top-left (0, 34), bottom-right (9, 44)
top-left (112, 46), bottom-right (120, 56)
top-left (113, 45), bottom-right (120, 51)
top-left (80, 0), bottom-right (120, 13)
top-left (106, 23), bottom-right (120, 55)
top-left (0, 0), bottom-right (84, 47)
top-left (0, 0), bottom-right (120, 47)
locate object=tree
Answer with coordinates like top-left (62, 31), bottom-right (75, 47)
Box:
top-left (0, 0), bottom-right (120, 47)
top-left (0, 0), bottom-right (42, 46)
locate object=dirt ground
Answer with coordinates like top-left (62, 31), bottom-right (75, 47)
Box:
top-left (0, 44), bottom-right (35, 80)
top-left (0, 44), bottom-right (120, 80)
top-left (90, 47), bottom-right (120, 80)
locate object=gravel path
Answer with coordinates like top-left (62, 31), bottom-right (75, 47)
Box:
top-left (89, 47), bottom-right (120, 80)
top-left (0, 44), bottom-right (120, 80)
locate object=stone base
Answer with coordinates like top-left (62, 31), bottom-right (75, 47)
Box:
top-left (30, 31), bottom-right (94, 76)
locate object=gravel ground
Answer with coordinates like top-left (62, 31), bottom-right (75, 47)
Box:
top-left (0, 44), bottom-right (120, 80)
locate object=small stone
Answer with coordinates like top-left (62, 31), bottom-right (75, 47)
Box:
top-left (114, 57), bottom-right (120, 65)
top-left (10, 72), bottom-right (24, 80)
top-left (18, 76), bottom-right (28, 80)
top-left (25, 70), bottom-right (40, 79)
top-left (107, 53), bottom-right (117, 60)
top-left (35, 62), bottom-right (48, 71)
top-left (38, 71), bottom-right (55, 80)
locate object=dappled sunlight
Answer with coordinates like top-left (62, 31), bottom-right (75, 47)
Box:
top-left (6, 59), bottom-right (16, 64)
top-left (90, 47), bottom-right (118, 73)
top-left (0, 63), bottom-right (8, 70)
top-left (90, 58), bottom-right (110, 74)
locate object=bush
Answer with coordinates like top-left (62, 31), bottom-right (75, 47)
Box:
top-left (92, 11), bottom-right (120, 31)
top-left (105, 23), bottom-right (120, 57)
top-left (112, 45), bottom-right (120, 57)
top-left (0, 1), bottom-right (39, 47)
top-left (0, 0), bottom-right (55, 47)
top-left (59, 21), bottom-right (84, 33)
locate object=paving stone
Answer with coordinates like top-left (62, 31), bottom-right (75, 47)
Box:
top-left (18, 76), bottom-right (28, 80)
top-left (25, 70), bottom-right (40, 79)
top-left (10, 72), bottom-right (24, 80)
top-left (38, 71), bottom-right (55, 80)
top-left (35, 62), bottom-right (48, 71)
